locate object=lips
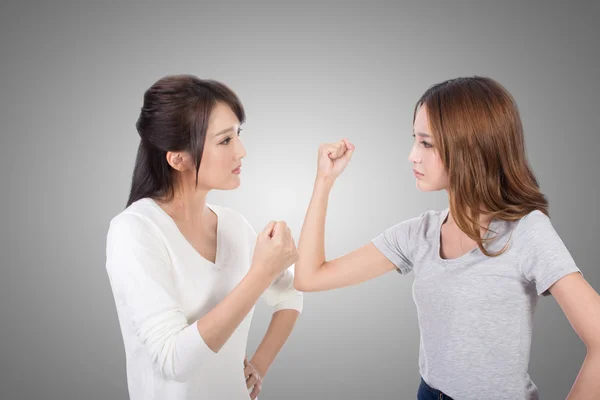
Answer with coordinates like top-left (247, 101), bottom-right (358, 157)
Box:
top-left (413, 169), bottom-right (424, 177)
top-left (232, 165), bottom-right (241, 174)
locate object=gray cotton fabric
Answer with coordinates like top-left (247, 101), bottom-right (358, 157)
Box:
top-left (371, 208), bottom-right (581, 400)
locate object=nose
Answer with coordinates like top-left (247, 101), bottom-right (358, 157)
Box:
top-left (234, 136), bottom-right (246, 160)
top-left (408, 142), bottom-right (421, 164)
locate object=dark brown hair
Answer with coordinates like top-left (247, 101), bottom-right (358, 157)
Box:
top-left (126, 74), bottom-right (245, 207)
top-left (414, 76), bottom-right (548, 256)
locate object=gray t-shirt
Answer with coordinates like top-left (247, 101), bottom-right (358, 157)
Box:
top-left (371, 208), bottom-right (581, 400)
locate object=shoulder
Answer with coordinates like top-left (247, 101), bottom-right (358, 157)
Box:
top-left (402, 208), bottom-right (446, 232)
top-left (379, 208), bottom-right (444, 239)
top-left (107, 198), bottom-right (163, 241)
top-left (420, 208), bottom-right (447, 225)
top-left (515, 209), bottom-right (552, 237)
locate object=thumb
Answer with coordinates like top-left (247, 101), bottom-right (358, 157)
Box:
top-left (262, 221), bottom-right (277, 238)
top-left (341, 138), bottom-right (355, 160)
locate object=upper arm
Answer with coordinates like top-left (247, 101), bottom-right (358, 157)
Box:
top-left (294, 242), bottom-right (397, 292)
top-left (549, 272), bottom-right (600, 349)
top-left (294, 215), bottom-right (421, 292)
top-left (106, 213), bottom-right (181, 329)
top-left (517, 210), bottom-right (581, 296)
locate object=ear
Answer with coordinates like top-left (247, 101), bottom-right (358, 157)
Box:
top-left (166, 151), bottom-right (191, 172)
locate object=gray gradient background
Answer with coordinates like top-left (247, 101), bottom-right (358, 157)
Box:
top-left (1, 1), bottom-right (599, 399)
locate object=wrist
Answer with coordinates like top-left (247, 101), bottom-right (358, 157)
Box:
top-left (249, 356), bottom-right (269, 378)
top-left (248, 263), bottom-right (279, 284)
top-left (315, 175), bottom-right (335, 190)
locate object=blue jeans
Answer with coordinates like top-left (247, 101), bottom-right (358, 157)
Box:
top-left (417, 377), bottom-right (454, 400)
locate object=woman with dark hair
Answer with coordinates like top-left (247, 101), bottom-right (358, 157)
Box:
top-left (293, 77), bottom-right (600, 399)
top-left (105, 75), bottom-right (302, 399)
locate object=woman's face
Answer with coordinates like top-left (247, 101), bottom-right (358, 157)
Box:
top-left (408, 105), bottom-right (449, 192)
top-left (199, 101), bottom-right (246, 190)
top-left (175, 101), bottom-right (246, 192)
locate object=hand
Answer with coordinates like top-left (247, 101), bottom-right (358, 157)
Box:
top-left (244, 357), bottom-right (263, 399)
top-left (316, 138), bottom-right (355, 181)
top-left (251, 221), bottom-right (300, 279)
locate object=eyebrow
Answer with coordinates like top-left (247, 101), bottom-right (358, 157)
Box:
top-left (213, 127), bottom-right (236, 138)
top-left (414, 131), bottom-right (431, 138)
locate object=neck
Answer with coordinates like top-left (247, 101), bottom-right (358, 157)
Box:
top-left (445, 201), bottom-right (493, 229)
top-left (160, 180), bottom-right (209, 224)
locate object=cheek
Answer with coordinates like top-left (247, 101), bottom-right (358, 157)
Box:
top-left (196, 154), bottom-right (220, 180)
top-left (422, 154), bottom-right (445, 183)
top-left (431, 154), bottom-right (445, 174)
top-left (200, 150), bottom-right (225, 169)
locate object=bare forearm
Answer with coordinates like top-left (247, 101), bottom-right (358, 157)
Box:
top-left (295, 177), bottom-right (334, 285)
top-left (250, 309), bottom-right (299, 377)
top-left (197, 268), bottom-right (274, 353)
top-left (567, 347), bottom-right (600, 399)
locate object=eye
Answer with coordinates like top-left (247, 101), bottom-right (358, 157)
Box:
top-left (412, 134), bottom-right (433, 148)
top-left (220, 127), bottom-right (243, 145)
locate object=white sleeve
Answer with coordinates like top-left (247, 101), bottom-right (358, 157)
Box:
top-left (245, 220), bottom-right (303, 314)
top-left (105, 212), bottom-right (218, 382)
top-left (263, 265), bottom-right (304, 313)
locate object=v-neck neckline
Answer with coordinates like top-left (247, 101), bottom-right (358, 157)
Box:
top-left (146, 198), bottom-right (221, 267)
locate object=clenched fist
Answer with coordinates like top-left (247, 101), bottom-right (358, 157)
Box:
top-left (251, 220), bottom-right (299, 280)
top-left (316, 138), bottom-right (355, 181)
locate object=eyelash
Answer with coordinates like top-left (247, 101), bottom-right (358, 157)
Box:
top-left (412, 134), bottom-right (433, 148)
top-left (220, 127), bottom-right (243, 145)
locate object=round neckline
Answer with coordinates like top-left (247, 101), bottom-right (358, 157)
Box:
top-left (145, 198), bottom-right (221, 267)
top-left (435, 208), bottom-right (498, 264)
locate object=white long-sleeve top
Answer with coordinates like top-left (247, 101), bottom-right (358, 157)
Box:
top-left (105, 198), bottom-right (303, 400)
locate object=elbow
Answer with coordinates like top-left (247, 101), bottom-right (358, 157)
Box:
top-left (584, 337), bottom-right (600, 353)
top-left (292, 275), bottom-right (304, 291)
top-left (153, 350), bottom-right (195, 383)
top-left (293, 276), bottom-right (311, 292)
top-left (293, 277), bottom-right (318, 293)
top-left (146, 323), bottom-right (218, 383)
top-left (293, 262), bottom-right (325, 293)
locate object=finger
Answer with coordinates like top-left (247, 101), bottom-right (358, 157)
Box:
top-left (246, 373), bottom-right (258, 389)
top-left (272, 221), bottom-right (287, 237)
top-left (262, 221), bottom-right (277, 238)
top-left (342, 138), bottom-right (355, 151)
top-left (327, 142), bottom-right (347, 159)
top-left (321, 143), bottom-right (344, 159)
top-left (244, 364), bottom-right (254, 379)
top-left (340, 139), bottom-right (354, 160)
top-left (250, 382), bottom-right (261, 399)
top-left (341, 146), bottom-right (354, 161)
top-left (327, 143), bottom-right (345, 159)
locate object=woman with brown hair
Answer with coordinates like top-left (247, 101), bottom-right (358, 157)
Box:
top-left (293, 77), bottom-right (600, 399)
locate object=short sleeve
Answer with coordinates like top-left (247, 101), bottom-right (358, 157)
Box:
top-left (516, 210), bottom-right (582, 297)
top-left (105, 212), bottom-right (218, 381)
top-left (371, 214), bottom-right (422, 275)
top-left (244, 218), bottom-right (303, 313)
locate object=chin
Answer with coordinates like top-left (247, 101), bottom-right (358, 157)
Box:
top-left (416, 180), bottom-right (440, 192)
top-left (222, 177), bottom-right (241, 190)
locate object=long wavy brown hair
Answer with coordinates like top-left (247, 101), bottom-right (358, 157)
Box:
top-left (414, 76), bottom-right (549, 257)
